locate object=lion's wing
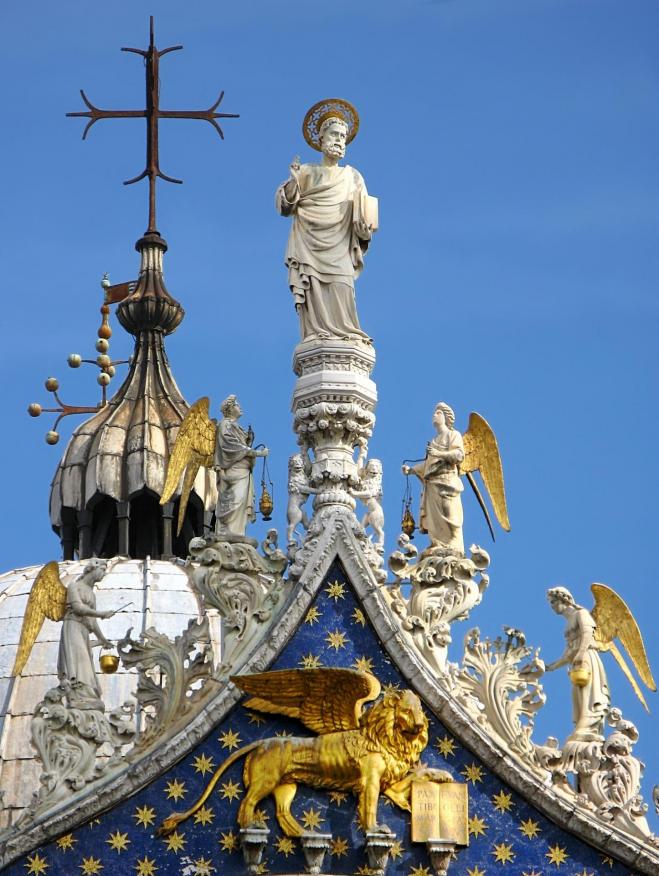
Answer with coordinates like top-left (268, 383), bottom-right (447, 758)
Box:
top-left (231, 668), bottom-right (381, 734)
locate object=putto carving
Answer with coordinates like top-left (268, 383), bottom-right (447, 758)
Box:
top-left (402, 404), bottom-right (510, 557)
top-left (157, 668), bottom-right (451, 838)
top-left (276, 99), bottom-right (377, 344)
top-left (387, 538), bottom-right (490, 674)
top-left (353, 458), bottom-right (384, 551)
top-left (286, 452), bottom-right (315, 547)
top-left (161, 395), bottom-right (269, 539)
top-left (117, 617), bottom-right (216, 752)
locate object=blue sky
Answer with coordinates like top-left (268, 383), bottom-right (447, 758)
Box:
top-left (1, 0), bottom-right (659, 830)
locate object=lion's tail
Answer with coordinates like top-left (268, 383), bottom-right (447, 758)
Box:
top-left (156, 741), bottom-right (260, 837)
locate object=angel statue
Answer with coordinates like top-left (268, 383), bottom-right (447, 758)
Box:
top-left (545, 585), bottom-right (656, 743)
top-left (161, 395), bottom-right (268, 540)
top-left (402, 403), bottom-right (510, 556)
top-left (12, 559), bottom-right (118, 709)
top-left (276, 98), bottom-right (377, 344)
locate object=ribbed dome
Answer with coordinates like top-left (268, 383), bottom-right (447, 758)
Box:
top-left (48, 234), bottom-right (216, 560)
top-left (0, 557), bottom-right (220, 829)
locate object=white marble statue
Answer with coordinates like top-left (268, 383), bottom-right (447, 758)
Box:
top-left (58, 560), bottom-right (116, 703)
top-left (545, 586), bottom-right (611, 742)
top-left (276, 100), bottom-right (376, 343)
top-left (214, 395), bottom-right (269, 538)
top-left (354, 458), bottom-right (384, 550)
top-left (403, 403), bottom-right (465, 555)
top-left (286, 453), bottom-right (315, 546)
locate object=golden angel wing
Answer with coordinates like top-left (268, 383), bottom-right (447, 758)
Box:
top-left (461, 411), bottom-right (511, 531)
top-left (591, 583), bottom-right (656, 710)
top-left (231, 668), bottom-right (381, 734)
top-left (160, 397), bottom-right (217, 535)
top-left (12, 561), bottom-right (66, 677)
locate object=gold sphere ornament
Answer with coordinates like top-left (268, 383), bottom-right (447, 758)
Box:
top-left (96, 354), bottom-right (111, 368)
top-left (99, 650), bottom-right (119, 674)
top-left (107, 365), bottom-right (116, 378)
top-left (95, 338), bottom-right (110, 353)
top-left (45, 430), bottom-right (60, 445)
top-left (67, 353), bottom-right (82, 368)
top-left (45, 377), bottom-right (59, 392)
top-left (569, 666), bottom-right (591, 687)
top-left (302, 98), bottom-right (360, 152)
top-left (98, 324), bottom-right (112, 340)
top-left (98, 372), bottom-right (111, 386)
top-left (27, 403), bottom-right (42, 418)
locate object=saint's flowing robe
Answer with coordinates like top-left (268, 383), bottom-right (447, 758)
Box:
top-left (214, 419), bottom-right (255, 536)
top-left (276, 163), bottom-right (371, 342)
top-left (58, 581), bottom-right (102, 696)
top-left (413, 430), bottom-right (465, 555)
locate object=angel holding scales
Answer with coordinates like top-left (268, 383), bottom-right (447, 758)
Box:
top-left (402, 402), bottom-right (510, 555)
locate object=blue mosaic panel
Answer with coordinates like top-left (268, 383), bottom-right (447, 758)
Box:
top-left (7, 562), bottom-right (636, 876)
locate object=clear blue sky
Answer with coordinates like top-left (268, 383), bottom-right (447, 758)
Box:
top-left (1, 0), bottom-right (659, 828)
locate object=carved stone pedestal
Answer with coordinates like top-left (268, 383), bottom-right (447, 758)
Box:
top-left (239, 827), bottom-right (269, 874)
top-left (292, 339), bottom-right (377, 509)
top-left (300, 832), bottom-right (332, 874)
top-left (365, 831), bottom-right (397, 876)
top-left (426, 839), bottom-right (456, 876)
top-left (387, 540), bottom-right (490, 674)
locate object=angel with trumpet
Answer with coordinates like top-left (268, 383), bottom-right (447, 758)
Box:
top-left (402, 402), bottom-right (510, 556)
top-left (546, 585), bottom-right (656, 742)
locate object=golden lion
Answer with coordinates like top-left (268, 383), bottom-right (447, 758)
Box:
top-left (157, 668), bottom-right (451, 837)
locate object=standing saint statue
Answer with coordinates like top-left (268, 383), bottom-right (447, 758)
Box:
top-left (276, 98), bottom-right (377, 343)
top-left (214, 395), bottom-right (268, 537)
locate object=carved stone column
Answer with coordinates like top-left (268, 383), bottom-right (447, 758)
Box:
top-left (117, 501), bottom-right (130, 557)
top-left (292, 339), bottom-right (376, 514)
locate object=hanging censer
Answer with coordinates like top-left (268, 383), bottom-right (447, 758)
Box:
top-left (258, 451), bottom-right (274, 521)
top-left (401, 466), bottom-right (416, 538)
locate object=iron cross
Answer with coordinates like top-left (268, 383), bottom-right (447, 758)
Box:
top-left (67, 16), bottom-right (239, 234)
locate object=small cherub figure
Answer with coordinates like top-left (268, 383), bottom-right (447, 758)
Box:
top-left (354, 458), bottom-right (384, 550)
top-left (287, 453), bottom-right (316, 545)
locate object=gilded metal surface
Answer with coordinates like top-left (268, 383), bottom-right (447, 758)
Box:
top-left (160, 396), bottom-right (217, 534)
top-left (302, 98), bottom-right (360, 151)
top-left (461, 411), bottom-right (511, 532)
top-left (11, 562), bottom-right (66, 677)
top-left (411, 780), bottom-right (440, 842)
top-left (158, 667), bottom-right (451, 838)
top-left (591, 582), bottom-right (657, 711)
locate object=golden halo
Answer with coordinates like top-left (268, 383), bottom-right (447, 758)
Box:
top-left (302, 98), bottom-right (360, 151)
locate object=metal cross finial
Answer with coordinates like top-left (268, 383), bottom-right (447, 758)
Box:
top-left (67, 16), bottom-right (239, 234)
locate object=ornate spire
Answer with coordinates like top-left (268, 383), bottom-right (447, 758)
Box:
top-left (43, 18), bottom-right (238, 560)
